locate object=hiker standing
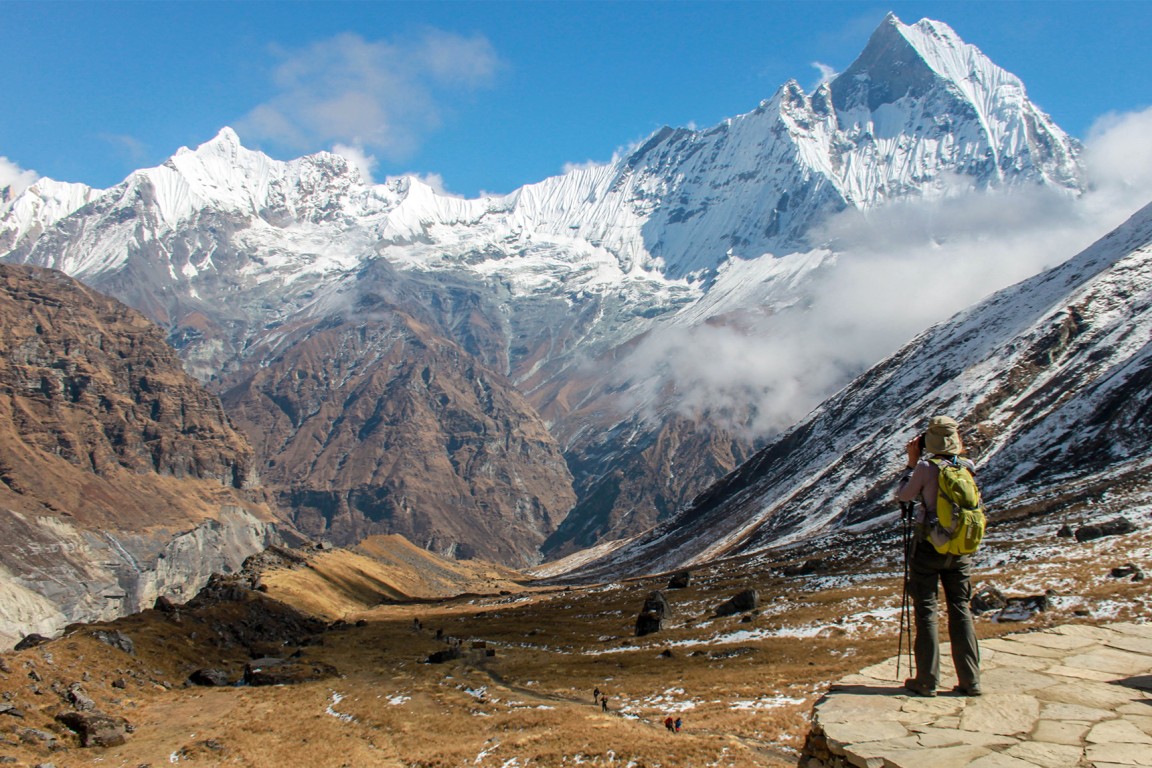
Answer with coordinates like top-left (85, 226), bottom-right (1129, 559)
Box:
top-left (593, 686), bottom-right (601, 704)
top-left (674, 717), bottom-right (682, 732)
top-left (896, 415), bottom-right (982, 697)
top-left (601, 694), bottom-right (609, 712)
top-left (664, 715), bottom-right (674, 731)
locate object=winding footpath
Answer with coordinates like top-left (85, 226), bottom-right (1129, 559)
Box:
top-left (802, 622), bottom-right (1152, 768)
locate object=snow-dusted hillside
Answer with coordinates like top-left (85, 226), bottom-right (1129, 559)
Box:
top-left (569, 198), bottom-right (1152, 579)
top-left (0, 14), bottom-right (1088, 562)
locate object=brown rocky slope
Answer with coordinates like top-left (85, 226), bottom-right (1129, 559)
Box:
top-left (0, 264), bottom-right (280, 648)
top-left (220, 296), bottom-right (576, 568)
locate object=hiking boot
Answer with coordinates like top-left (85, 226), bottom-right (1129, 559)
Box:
top-left (903, 678), bottom-right (936, 697)
top-left (952, 683), bottom-right (983, 697)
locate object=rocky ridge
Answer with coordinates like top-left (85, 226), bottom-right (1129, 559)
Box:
top-left (0, 264), bottom-right (280, 647)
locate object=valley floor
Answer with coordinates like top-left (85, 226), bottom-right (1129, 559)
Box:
top-left (1, 505), bottom-right (1149, 767)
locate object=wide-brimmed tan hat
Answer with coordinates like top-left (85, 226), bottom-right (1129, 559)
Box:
top-left (924, 415), bottom-right (963, 455)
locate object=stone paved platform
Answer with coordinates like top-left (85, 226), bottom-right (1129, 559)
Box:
top-left (802, 622), bottom-right (1152, 767)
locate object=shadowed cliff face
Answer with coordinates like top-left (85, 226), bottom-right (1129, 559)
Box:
top-left (220, 307), bottom-right (576, 569)
top-left (0, 264), bottom-right (279, 647)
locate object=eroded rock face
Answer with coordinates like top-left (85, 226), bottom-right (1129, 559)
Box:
top-left (0, 265), bottom-right (255, 486)
top-left (55, 710), bottom-right (130, 748)
top-left (221, 310), bottom-right (575, 568)
top-left (0, 264), bottom-right (280, 648)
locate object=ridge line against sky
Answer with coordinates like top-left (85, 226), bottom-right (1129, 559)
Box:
top-left (2, 0), bottom-right (1152, 198)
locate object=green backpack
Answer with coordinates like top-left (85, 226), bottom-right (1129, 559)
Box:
top-left (926, 458), bottom-right (986, 555)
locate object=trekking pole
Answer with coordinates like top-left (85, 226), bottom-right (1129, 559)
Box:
top-left (896, 501), bottom-right (914, 681)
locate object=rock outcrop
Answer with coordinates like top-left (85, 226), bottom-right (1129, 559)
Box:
top-left (220, 303), bottom-right (575, 568)
top-left (0, 264), bottom-right (280, 647)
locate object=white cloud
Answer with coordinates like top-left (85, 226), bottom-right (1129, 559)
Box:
top-left (385, 171), bottom-right (460, 198)
top-left (614, 106), bottom-right (1152, 438)
top-left (332, 143), bottom-right (378, 184)
top-left (1083, 106), bottom-right (1152, 203)
top-left (0, 156), bottom-right (39, 198)
top-left (237, 30), bottom-right (500, 160)
top-left (811, 61), bottom-right (838, 87)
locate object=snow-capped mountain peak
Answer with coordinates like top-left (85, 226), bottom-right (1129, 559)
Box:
top-left (830, 15), bottom-right (1079, 196)
top-left (138, 126), bottom-right (386, 228)
top-left (0, 177), bottom-right (101, 253)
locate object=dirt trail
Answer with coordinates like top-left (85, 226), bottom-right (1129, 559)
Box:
top-left (468, 657), bottom-right (798, 766)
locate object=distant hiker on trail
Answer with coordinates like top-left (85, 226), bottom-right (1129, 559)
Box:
top-left (674, 717), bottom-right (682, 732)
top-left (594, 686), bottom-right (600, 704)
top-left (601, 694), bottom-right (609, 712)
top-left (664, 715), bottom-right (675, 731)
top-left (895, 415), bottom-right (982, 698)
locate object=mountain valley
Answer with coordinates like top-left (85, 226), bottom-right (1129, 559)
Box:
top-left (1, 14), bottom-right (1091, 573)
top-left (0, 496), bottom-right (1147, 767)
top-left (0, 16), bottom-right (1149, 767)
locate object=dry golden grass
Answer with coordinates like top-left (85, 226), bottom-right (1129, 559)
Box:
top-left (0, 511), bottom-right (1148, 767)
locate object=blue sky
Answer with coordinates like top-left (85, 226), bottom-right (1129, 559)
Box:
top-left (3, 0), bottom-right (1151, 198)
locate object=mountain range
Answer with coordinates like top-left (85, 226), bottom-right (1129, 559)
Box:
top-left (0, 14), bottom-right (1090, 579)
top-left (566, 197), bottom-right (1152, 580)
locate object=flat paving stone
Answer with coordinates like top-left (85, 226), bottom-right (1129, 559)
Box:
top-left (1086, 717), bottom-right (1152, 744)
top-left (1051, 624), bottom-right (1128, 642)
top-left (1103, 622), bottom-right (1152, 637)
top-left (1128, 714), bottom-right (1152, 737)
top-left (849, 743), bottom-right (991, 768)
top-left (1102, 633), bottom-right (1152, 655)
top-left (1063, 647), bottom-right (1152, 676)
top-left (1004, 741), bottom-right (1085, 768)
top-left (982, 638), bottom-right (1067, 659)
top-left (1031, 718), bottom-right (1091, 746)
top-left (1037, 680), bottom-right (1144, 709)
top-left (959, 694), bottom-right (1040, 736)
top-left (1038, 701), bottom-right (1115, 722)
top-left (910, 727), bottom-right (1017, 749)
top-left (824, 719), bottom-right (911, 749)
top-left (1007, 631), bottom-right (1097, 651)
top-left (966, 752), bottom-right (1041, 768)
top-left (979, 667), bottom-right (1061, 694)
top-left (1085, 741), bottom-right (1152, 766)
top-left (1043, 664), bottom-right (1120, 682)
top-left (808, 622), bottom-right (1152, 767)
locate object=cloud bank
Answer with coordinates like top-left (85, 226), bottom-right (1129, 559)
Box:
top-left (238, 30), bottom-right (500, 160)
top-left (0, 157), bottom-right (39, 198)
top-left (617, 107), bottom-right (1152, 438)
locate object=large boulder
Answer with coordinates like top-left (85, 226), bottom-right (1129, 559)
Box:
top-left (715, 589), bottom-right (759, 617)
top-left (55, 711), bottom-right (130, 748)
top-left (242, 657), bottom-right (338, 686)
top-left (13, 634), bottom-right (51, 651)
top-left (635, 590), bottom-right (672, 637)
top-left (635, 611), bottom-right (663, 637)
top-left (971, 585), bottom-right (1007, 614)
top-left (90, 630), bottom-right (135, 656)
top-left (188, 668), bottom-right (231, 687)
top-left (1075, 517), bottom-right (1136, 542)
top-left (667, 571), bottom-right (691, 589)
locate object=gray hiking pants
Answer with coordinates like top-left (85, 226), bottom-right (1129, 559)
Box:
top-left (908, 545), bottom-right (980, 691)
